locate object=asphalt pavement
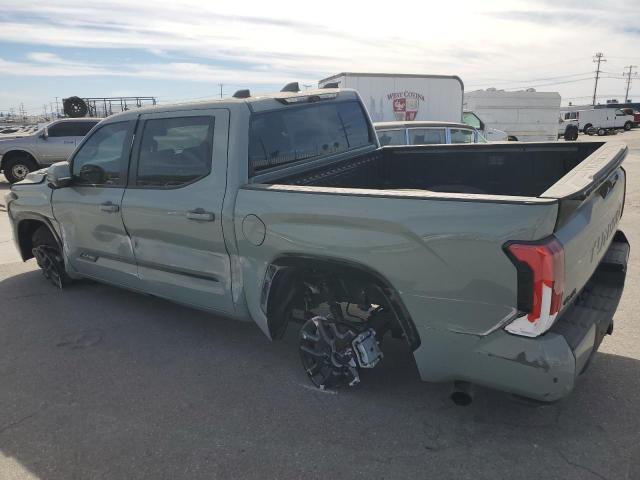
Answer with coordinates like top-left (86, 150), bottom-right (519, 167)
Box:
top-left (0, 132), bottom-right (639, 479)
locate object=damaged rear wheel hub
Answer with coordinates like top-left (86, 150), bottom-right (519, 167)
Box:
top-left (299, 316), bottom-right (383, 390)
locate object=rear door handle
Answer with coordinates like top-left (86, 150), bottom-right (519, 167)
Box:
top-left (186, 208), bottom-right (215, 221)
top-left (99, 202), bottom-right (120, 213)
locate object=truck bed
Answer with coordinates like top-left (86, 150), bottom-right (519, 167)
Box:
top-left (265, 142), bottom-right (604, 198)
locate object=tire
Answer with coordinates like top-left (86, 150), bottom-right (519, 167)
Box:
top-left (3, 154), bottom-right (38, 183)
top-left (564, 125), bottom-right (579, 141)
top-left (31, 226), bottom-right (70, 288)
top-left (583, 124), bottom-right (592, 134)
top-left (624, 121), bottom-right (632, 131)
top-left (597, 128), bottom-right (606, 136)
top-left (63, 96), bottom-right (88, 118)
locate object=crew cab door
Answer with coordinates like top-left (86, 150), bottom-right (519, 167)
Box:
top-left (121, 109), bottom-right (234, 314)
top-left (52, 120), bottom-right (139, 288)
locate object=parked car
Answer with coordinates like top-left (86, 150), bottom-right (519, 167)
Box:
top-left (462, 111), bottom-right (509, 141)
top-left (6, 87), bottom-right (629, 404)
top-left (375, 121), bottom-right (487, 146)
top-left (0, 118), bottom-right (100, 183)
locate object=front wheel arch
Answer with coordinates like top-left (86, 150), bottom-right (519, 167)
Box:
top-left (263, 255), bottom-right (421, 350)
top-left (16, 218), bottom-right (62, 261)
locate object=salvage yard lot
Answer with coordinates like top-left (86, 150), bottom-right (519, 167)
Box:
top-left (1, 132), bottom-right (639, 479)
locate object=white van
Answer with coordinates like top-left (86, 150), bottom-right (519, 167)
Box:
top-left (463, 89), bottom-right (561, 142)
top-left (561, 108), bottom-right (635, 134)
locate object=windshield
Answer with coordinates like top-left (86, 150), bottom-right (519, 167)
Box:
top-left (249, 100), bottom-right (374, 174)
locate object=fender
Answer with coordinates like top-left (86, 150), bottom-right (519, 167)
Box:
top-left (0, 147), bottom-right (42, 168)
top-left (12, 211), bottom-right (63, 261)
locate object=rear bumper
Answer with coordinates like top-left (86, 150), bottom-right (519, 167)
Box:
top-left (414, 231), bottom-right (629, 401)
top-left (549, 231), bottom-right (629, 374)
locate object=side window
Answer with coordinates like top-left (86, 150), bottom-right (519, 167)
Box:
top-left (71, 121), bottom-right (133, 186)
top-left (377, 129), bottom-right (406, 146)
top-left (463, 112), bottom-right (482, 129)
top-left (450, 128), bottom-right (475, 144)
top-left (409, 128), bottom-right (446, 145)
top-left (136, 116), bottom-right (214, 187)
top-left (48, 122), bottom-right (74, 137)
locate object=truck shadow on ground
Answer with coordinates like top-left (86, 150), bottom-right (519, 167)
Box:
top-left (0, 267), bottom-right (638, 479)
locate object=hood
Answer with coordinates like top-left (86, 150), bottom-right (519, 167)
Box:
top-left (0, 133), bottom-right (31, 140)
top-left (14, 168), bottom-right (48, 186)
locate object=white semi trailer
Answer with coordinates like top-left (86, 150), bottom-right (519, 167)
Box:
top-left (318, 72), bottom-right (464, 123)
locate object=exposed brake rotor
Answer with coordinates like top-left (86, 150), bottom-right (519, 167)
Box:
top-left (299, 315), bottom-right (383, 390)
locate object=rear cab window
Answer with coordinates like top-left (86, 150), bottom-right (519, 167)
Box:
top-left (409, 128), bottom-right (446, 145)
top-left (249, 100), bottom-right (374, 174)
top-left (377, 129), bottom-right (406, 146)
top-left (450, 128), bottom-right (475, 144)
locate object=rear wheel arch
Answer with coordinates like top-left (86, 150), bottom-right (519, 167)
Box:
top-left (262, 255), bottom-right (421, 350)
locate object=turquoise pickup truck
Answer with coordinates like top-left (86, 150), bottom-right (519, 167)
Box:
top-left (5, 87), bottom-right (630, 403)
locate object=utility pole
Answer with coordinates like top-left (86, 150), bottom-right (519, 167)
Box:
top-left (55, 96), bottom-right (60, 117)
top-left (19, 103), bottom-right (26, 122)
top-left (623, 65), bottom-right (638, 103)
top-left (218, 83), bottom-right (224, 99)
top-left (592, 52), bottom-right (606, 106)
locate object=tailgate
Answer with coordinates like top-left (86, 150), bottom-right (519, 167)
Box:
top-left (542, 143), bottom-right (627, 314)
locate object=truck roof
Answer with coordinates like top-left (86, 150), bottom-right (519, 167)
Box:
top-left (320, 72), bottom-right (463, 83)
top-left (100, 88), bottom-right (352, 122)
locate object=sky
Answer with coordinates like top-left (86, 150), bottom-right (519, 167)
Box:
top-left (0, 0), bottom-right (639, 116)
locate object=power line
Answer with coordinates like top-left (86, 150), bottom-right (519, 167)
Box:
top-left (623, 65), bottom-right (638, 102)
top-left (466, 72), bottom-right (594, 89)
top-left (592, 52), bottom-right (606, 106)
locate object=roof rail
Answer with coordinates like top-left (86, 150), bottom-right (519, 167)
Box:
top-left (281, 82), bottom-right (300, 93)
top-left (232, 89), bottom-right (251, 98)
top-left (321, 82), bottom-right (340, 89)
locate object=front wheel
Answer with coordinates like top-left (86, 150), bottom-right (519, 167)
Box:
top-left (624, 121), bottom-right (633, 131)
top-left (3, 155), bottom-right (38, 183)
top-left (32, 226), bottom-right (70, 288)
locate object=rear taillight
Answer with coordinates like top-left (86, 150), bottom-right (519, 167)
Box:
top-left (504, 237), bottom-right (565, 337)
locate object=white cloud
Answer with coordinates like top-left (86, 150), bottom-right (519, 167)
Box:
top-left (0, 0), bottom-right (639, 103)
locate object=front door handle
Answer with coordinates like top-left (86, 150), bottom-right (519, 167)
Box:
top-left (99, 202), bottom-right (120, 213)
top-left (186, 208), bottom-right (215, 221)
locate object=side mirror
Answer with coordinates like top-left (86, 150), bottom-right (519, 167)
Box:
top-left (47, 161), bottom-right (72, 189)
top-left (40, 127), bottom-right (49, 140)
